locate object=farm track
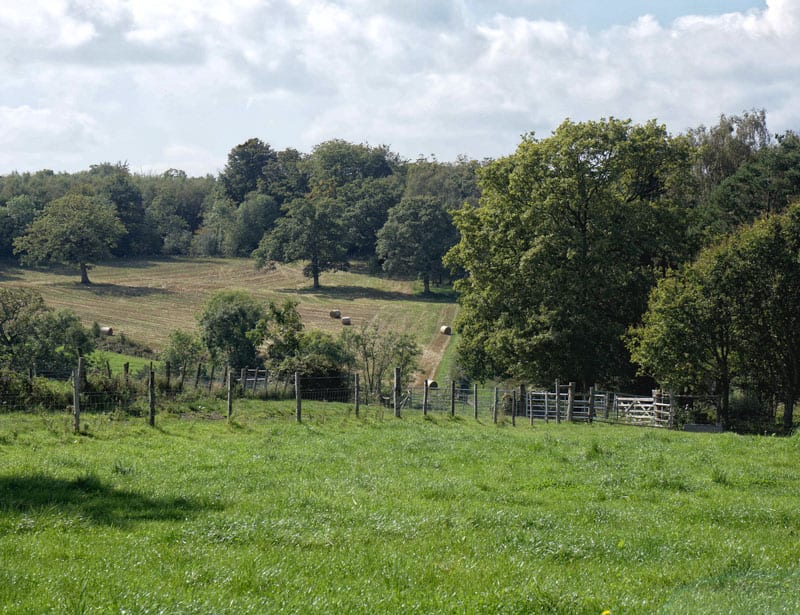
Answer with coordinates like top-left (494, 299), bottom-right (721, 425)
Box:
top-left (3, 258), bottom-right (456, 376)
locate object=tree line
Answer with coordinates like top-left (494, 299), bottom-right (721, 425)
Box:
top-left (1, 140), bottom-right (481, 288)
top-left (446, 110), bottom-right (800, 431)
top-left (4, 110), bottom-right (800, 430)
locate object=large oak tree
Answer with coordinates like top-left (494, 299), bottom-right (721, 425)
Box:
top-left (13, 192), bottom-right (126, 284)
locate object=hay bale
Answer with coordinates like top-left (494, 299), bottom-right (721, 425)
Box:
top-left (341, 316), bottom-right (352, 325)
top-left (440, 325), bottom-right (452, 335)
top-left (329, 309), bottom-right (341, 319)
top-left (100, 326), bottom-right (114, 336)
top-left (425, 379), bottom-right (438, 389)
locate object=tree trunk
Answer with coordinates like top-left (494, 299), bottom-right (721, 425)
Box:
top-left (422, 274), bottom-right (431, 295)
top-left (79, 262), bottom-right (91, 285)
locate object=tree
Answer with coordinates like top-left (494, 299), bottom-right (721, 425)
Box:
top-left (629, 203), bottom-right (800, 430)
top-left (445, 118), bottom-right (693, 387)
top-left (198, 291), bottom-right (265, 370)
top-left (626, 249), bottom-right (739, 423)
top-left (376, 196), bottom-right (458, 293)
top-left (220, 138), bottom-right (277, 205)
top-left (341, 322), bottom-right (420, 400)
top-left (13, 192), bottom-right (126, 284)
top-left (726, 205), bottom-right (800, 430)
top-left (0, 287), bottom-right (94, 373)
top-left (253, 194), bottom-right (349, 289)
top-left (161, 329), bottom-right (206, 383)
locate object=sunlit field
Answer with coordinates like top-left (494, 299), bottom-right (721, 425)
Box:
top-left (1, 406), bottom-right (798, 614)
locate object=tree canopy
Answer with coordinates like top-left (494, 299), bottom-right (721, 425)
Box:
top-left (446, 118), bottom-right (693, 387)
top-left (13, 192), bottom-right (126, 284)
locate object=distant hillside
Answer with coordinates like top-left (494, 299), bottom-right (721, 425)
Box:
top-left (2, 257), bottom-right (457, 382)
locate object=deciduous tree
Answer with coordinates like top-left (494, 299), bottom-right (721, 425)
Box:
top-left (13, 192), bottom-right (126, 284)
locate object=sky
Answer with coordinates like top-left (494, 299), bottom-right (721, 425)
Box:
top-left (1, 0), bottom-right (797, 176)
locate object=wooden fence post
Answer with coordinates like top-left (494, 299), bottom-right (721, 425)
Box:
top-left (295, 371), bottom-right (302, 423)
top-left (393, 368), bottom-right (401, 418)
top-left (123, 362), bottom-right (130, 385)
top-left (73, 357), bottom-right (84, 433)
top-left (555, 380), bottom-right (561, 424)
top-left (354, 373), bottom-right (360, 418)
top-left (165, 361), bottom-right (171, 392)
top-left (473, 383), bottom-right (479, 420)
top-left (194, 363), bottom-right (202, 389)
top-left (227, 370), bottom-right (234, 420)
top-left (423, 380), bottom-right (429, 416)
top-left (588, 385), bottom-right (595, 423)
top-left (567, 382), bottom-right (575, 422)
top-left (512, 390), bottom-right (516, 426)
top-left (450, 380), bottom-right (456, 417)
top-left (148, 368), bottom-right (155, 427)
top-left (544, 391), bottom-right (550, 423)
top-left (492, 387), bottom-right (498, 424)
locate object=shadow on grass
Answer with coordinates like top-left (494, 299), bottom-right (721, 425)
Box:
top-left (277, 285), bottom-right (457, 303)
top-left (0, 473), bottom-right (218, 526)
top-left (69, 283), bottom-right (173, 298)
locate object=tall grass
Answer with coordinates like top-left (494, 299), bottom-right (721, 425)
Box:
top-left (1, 407), bottom-right (798, 613)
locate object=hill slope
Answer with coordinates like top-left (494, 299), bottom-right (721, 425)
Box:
top-left (2, 258), bottom-right (457, 379)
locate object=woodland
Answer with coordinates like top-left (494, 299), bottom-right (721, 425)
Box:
top-left (2, 109), bottom-right (800, 431)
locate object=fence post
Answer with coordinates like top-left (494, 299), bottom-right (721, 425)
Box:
top-left (72, 357), bottom-right (83, 433)
top-left (148, 368), bottom-right (155, 427)
top-left (123, 362), bottom-right (130, 385)
top-left (493, 387), bottom-right (498, 424)
top-left (473, 383), bottom-right (479, 420)
top-left (165, 361), bottom-right (171, 392)
top-left (555, 380), bottom-right (561, 423)
top-left (450, 380), bottom-right (456, 417)
top-left (511, 390), bottom-right (517, 426)
top-left (227, 370), bottom-right (234, 421)
top-left (588, 385), bottom-right (595, 423)
top-left (567, 382), bottom-right (575, 422)
top-left (423, 380), bottom-right (429, 416)
top-left (354, 373), bottom-right (360, 418)
top-left (544, 391), bottom-right (550, 423)
top-left (295, 371), bottom-right (302, 423)
top-left (393, 368), bottom-right (401, 418)
top-left (194, 363), bottom-right (202, 389)
top-left (668, 390), bottom-right (676, 429)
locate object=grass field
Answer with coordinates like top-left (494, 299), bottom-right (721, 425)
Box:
top-left (1, 258), bottom-right (458, 382)
top-left (1, 407), bottom-right (799, 614)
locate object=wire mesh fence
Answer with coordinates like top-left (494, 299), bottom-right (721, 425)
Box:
top-left (2, 362), bottom-right (723, 432)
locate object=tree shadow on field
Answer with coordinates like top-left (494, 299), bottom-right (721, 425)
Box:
top-left (0, 473), bottom-right (218, 526)
top-left (70, 283), bottom-right (173, 298)
top-left (277, 285), bottom-right (456, 303)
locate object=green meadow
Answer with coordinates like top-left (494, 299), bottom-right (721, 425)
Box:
top-left (1, 406), bottom-right (799, 614)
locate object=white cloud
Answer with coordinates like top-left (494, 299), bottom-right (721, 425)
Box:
top-left (0, 1), bottom-right (798, 174)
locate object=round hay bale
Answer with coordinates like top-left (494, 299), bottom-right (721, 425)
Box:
top-left (100, 326), bottom-right (114, 336)
top-left (425, 379), bottom-right (438, 389)
top-left (341, 316), bottom-right (352, 326)
top-left (440, 325), bottom-right (452, 335)
top-left (329, 309), bottom-right (341, 319)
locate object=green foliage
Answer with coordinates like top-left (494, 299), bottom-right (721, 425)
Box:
top-left (630, 203), bottom-right (800, 429)
top-left (253, 194), bottom-right (349, 288)
top-left (198, 290), bottom-right (265, 369)
top-left (13, 192), bottom-right (126, 284)
top-left (161, 329), bottom-right (205, 375)
top-left (0, 287), bottom-right (94, 374)
top-left (219, 138), bottom-right (277, 205)
top-left (376, 196), bottom-right (459, 293)
top-left (447, 118), bottom-right (693, 386)
top-left (341, 321), bottom-right (421, 399)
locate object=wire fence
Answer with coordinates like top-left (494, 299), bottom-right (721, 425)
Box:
top-left (1, 363), bottom-right (719, 432)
